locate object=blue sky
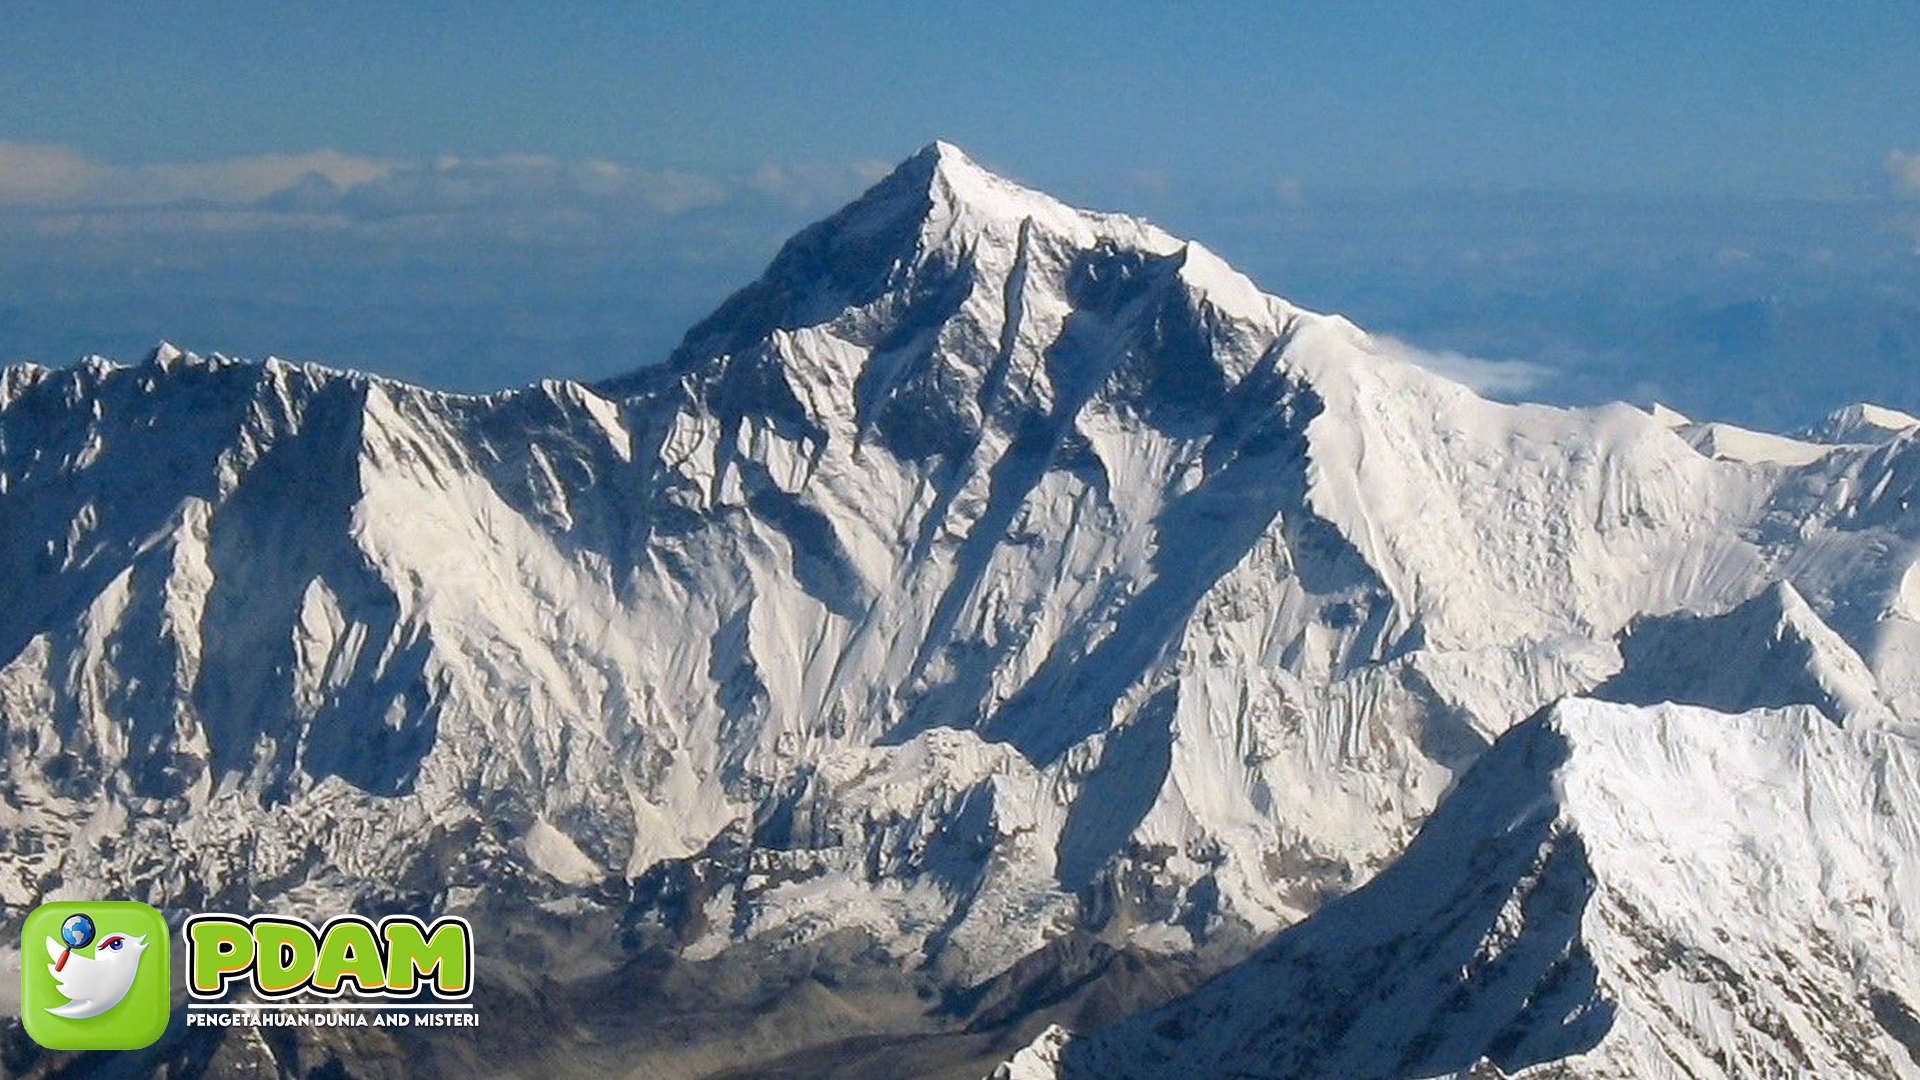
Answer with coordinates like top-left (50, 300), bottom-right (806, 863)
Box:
top-left (3, 3), bottom-right (1919, 425)
top-left (7, 2), bottom-right (1917, 195)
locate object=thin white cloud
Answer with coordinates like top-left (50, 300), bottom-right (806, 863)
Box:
top-left (0, 141), bottom-right (105, 205)
top-left (1367, 333), bottom-right (1553, 397)
top-left (0, 140), bottom-right (396, 207)
top-left (0, 140), bottom-right (886, 228)
top-left (132, 150), bottom-right (396, 204)
top-left (331, 154), bottom-right (730, 217)
top-left (1890, 149), bottom-right (1920, 198)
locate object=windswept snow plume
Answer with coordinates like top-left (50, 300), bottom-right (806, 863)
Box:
top-left (1359, 333), bottom-right (1551, 397)
top-left (2, 142), bottom-right (1918, 1077)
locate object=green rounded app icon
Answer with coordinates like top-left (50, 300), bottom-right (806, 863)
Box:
top-left (21, 900), bottom-right (171, 1050)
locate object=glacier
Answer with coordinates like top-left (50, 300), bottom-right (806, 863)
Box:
top-left (1, 141), bottom-right (1917, 1076)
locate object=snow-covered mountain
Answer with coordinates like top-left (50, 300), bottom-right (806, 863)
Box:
top-left (1001, 698), bottom-right (1920, 1079)
top-left (2, 142), bottom-right (1917, 1076)
top-left (1806, 402), bottom-right (1920, 445)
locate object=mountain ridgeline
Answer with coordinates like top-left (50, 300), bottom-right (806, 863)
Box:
top-left (2, 143), bottom-right (1917, 1078)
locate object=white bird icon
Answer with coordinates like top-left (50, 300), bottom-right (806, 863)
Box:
top-left (44, 931), bottom-right (150, 1019)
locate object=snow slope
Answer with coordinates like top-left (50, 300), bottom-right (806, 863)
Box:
top-left (1, 143), bottom-right (1918, 1009)
top-left (1017, 699), bottom-right (1920, 1079)
top-left (1596, 579), bottom-right (1896, 726)
top-left (1806, 402), bottom-right (1920, 445)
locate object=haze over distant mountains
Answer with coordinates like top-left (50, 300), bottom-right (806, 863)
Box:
top-left (3, 141), bottom-right (1917, 431)
top-left (1, 143), bottom-right (1916, 1079)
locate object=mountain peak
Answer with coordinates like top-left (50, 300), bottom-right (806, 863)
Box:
top-left (623, 142), bottom-right (1199, 389)
top-left (1805, 401), bottom-right (1920, 444)
top-left (907, 140), bottom-right (1041, 207)
top-left (1595, 579), bottom-right (1893, 726)
top-left (147, 340), bottom-right (191, 370)
top-left (907, 138), bottom-right (980, 175)
top-left (898, 139), bottom-right (1035, 204)
top-left (863, 139), bottom-right (1178, 254)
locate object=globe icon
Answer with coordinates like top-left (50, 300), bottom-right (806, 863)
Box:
top-left (59, 913), bottom-right (94, 949)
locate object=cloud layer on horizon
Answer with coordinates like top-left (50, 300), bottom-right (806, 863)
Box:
top-left (2, 138), bottom-right (1919, 430)
top-left (0, 139), bottom-right (891, 232)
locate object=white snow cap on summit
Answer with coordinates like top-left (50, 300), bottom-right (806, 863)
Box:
top-left (906, 140), bottom-right (1288, 331)
top-left (907, 139), bottom-right (1184, 257)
